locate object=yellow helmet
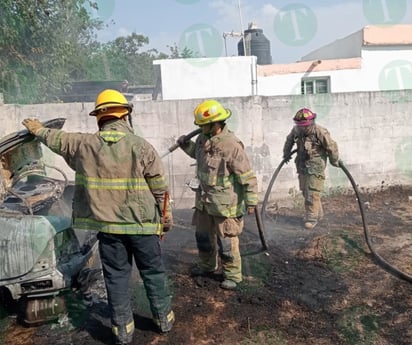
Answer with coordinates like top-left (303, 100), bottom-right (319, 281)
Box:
top-left (89, 89), bottom-right (133, 118)
top-left (193, 100), bottom-right (231, 126)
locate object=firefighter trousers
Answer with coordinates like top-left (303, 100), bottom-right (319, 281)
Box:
top-left (192, 209), bottom-right (243, 283)
top-left (299, 173), bottom-right (324, 222)
top-left (97, 232), bottom-right (174, 343)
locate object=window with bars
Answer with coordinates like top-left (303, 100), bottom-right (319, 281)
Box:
top-left (301, 77), bottom-right (330, 94)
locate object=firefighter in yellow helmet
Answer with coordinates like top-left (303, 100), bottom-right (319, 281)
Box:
top-left (89, 88), bottom-right (133, 126)
top-left (22, 89), bottom-right (174, 345)
top-left (283, 107), bottom-right (340, 230)
top-left (177, 99), bottom-right (258, 290)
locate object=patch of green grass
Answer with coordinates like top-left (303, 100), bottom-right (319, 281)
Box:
top-left (240, 254), bottom-right (272, 293)
top-left (240, 326), bottom-right (287, 345)
top-left (337, 305), bottom-right (380, 345)
top-left (238, 253), bottom-right (273, 294)
top-left (321, 231), bottom-right (367, 273)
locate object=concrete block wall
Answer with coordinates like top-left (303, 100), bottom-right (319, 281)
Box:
top-left (2, 90), bottom-right (412, 209)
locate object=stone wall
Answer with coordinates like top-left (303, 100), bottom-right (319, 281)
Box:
top-left (2, 90), bottom-right (412, 208)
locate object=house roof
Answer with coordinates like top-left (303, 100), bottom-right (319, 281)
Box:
top-left (257, 57), bottom-right (362, 76)
top-left (258, 24), bottom-right (412, 76)
top-left (363, 24), bottom-right (412, 45)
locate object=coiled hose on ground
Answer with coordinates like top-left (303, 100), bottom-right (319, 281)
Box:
top-left (261, 151), bottom-right (412, 284)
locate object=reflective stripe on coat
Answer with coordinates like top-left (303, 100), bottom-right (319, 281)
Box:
top-left (182, 125), bottom-right (258, 218)
top-left (36, 119), bottom-right (168, 235)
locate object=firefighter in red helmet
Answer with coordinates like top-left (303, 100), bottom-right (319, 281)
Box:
top-left (283, 108), bottom-right (340, 230)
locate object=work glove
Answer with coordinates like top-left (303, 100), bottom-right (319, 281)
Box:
top-left (177, 135), bottom-right (190, 148)
top-left (22, 118), bottom-right (44, 135)
top-left (162, 215), bottom-right (173, 232)
top-left (283, 155), bottom-right (291, 164)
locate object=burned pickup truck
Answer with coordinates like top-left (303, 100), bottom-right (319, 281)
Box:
top-left (0, 119), bottom-right (99, 325)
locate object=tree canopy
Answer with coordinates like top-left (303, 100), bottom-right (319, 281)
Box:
top-left (0, 0), bottom-right (103, 103)
top-left (84, 33), bottom-right (168, 85)
top-left (0, 1), bottom-right (193, 104)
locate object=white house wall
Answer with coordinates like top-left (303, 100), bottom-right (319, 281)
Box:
top-left (154, 56), bottom-right (257, 100)
top-left (361, 47), bottom-right (412, 92)
top-left (154, 50), bottom-right (412, 99)
top-left (257, 74), bottom-right (299, 96)
top-left (258, 46), bottom-right (412, 96)
top-left (257, 68), bottom-right (364, 96)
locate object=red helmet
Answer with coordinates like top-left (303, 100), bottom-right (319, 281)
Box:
top-left (293, 108), bottom-right (316, 126)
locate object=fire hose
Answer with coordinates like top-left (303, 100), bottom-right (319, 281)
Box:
top-left (162, 128), bottom-right (202, 158)
top-left (261, 151), bottom-right (412, 283)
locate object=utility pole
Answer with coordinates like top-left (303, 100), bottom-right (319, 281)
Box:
top-left (222, 0), bottom-right (245, 56)
top-left (223, 31), bottom-right (243, 56)
top-left (238, 0), bottom-right (246, 55)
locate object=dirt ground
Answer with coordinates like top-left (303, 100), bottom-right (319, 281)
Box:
top-left (1, 185), bottom-right (412, 345)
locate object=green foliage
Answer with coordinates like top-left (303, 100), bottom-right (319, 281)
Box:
top-left (167, 43), bottom-right (196, 59)
top-left (0, 0), bottom-right (103, 104)
top-left (239, 253), bottom-right (272, 293)
top-left (84, 33), bottom-right (168, 85)
top-left (321, 231), bottom-right (367, 272)
top-left (338, 306), bottom-right (380, 345)
top-left (0, 1), bottom-right (192, 104)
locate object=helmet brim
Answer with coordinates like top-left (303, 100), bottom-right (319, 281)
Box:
top-left (89, 103), bottom-right (133, 117)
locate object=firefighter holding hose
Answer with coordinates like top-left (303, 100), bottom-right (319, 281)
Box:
top-left (177, 99), bottom-right (258, 290)
top-left (283, 107), bottom-right (340, 230)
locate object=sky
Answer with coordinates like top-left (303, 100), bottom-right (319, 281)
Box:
top-left (91, 0), bottom-right (412, 64)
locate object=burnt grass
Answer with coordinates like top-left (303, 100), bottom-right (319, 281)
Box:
top-left (1, 185), bottom-right (412, 345)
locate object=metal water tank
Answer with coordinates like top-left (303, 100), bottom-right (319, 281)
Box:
top-left (238, 23), bottom-right (272, 65)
